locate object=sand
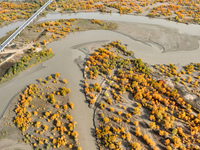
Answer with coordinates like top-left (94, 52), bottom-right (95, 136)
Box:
top-left (0, 21), bottom-right (200, 149)
top-left (115, 22), bottom-right (199, 52)
top-left (0, 139), bottom-right (32, 150)
top-left (36, 12), bottom-right (200, 36)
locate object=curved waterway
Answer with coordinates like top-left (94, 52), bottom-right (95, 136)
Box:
top-left (0, 12), bottom-right (200, 149)
top-left (1, 30), bottom-right (152, 149)
top-left (0, 12), bottom-right (200, 39)
top-left (0, 29), bottom-right (199, 148)
top-left (37, 12), bottom-right (200, 36)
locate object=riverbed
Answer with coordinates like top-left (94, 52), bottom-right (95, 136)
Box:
top-left (1, 12), bottom-right (200, 38)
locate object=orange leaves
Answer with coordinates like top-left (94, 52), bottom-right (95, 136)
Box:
top-left (99, 102), bottom-right (107, 110)
top-left (34, 121), bottom-right (41, 128)
top-left (89, 56), bottom-right (95, 62)
top-left (38, 140), bottom-right (44, 145)
top-left (148, 122), bottom-right (159, 130)
top-left (45, 111), bottom-right (50, 117)
top-left (13, 106), bottom-right (20, 114)
top-left (134, 92), bottom-right (143, 101)
top-left (190, 126), bottom-right (198, 135)
top-left (68, 102), bottom-right (74, 109)
top-left (42, 40), bottom-right (46, 45)
top-left (61, 32), bottom-right (66, 36)
top-left (51, 34), bottom-right (56, 39)
top-left (66, 114), bottom-right (73, 121)
top-left (55, 105), bottom-right (59, 109)
top-left (85, 87), bottom-right (90, 94)
top-left (90, 99), bottom-right (96, 104)
top-left (109, 107), bottom-right (115, 112)
top-left (52, 139), bottom-right (57, 144)
top-left (41, 23), bottom-right (45, 27)
top-left (135, 127), bottom-right (142, 136)
top-left (152, 92), bottom-right (162, 101)
top-left (50, 113), bottom-right (59, 120)
top-left (106, 98), bottom-right (112, 105)
top-left (103, 117), bottom-right (109, 124)
top-left (43, 125), bottom-right (48, 131)
top-left (134, 121), bottom-right (139, 126)
top-left (49, 94), bottom-right (56, 104)
top-left (58, 126), bottom-right (67, 135)
top-left (130, 142), bottom-right (142, 150)
top-left (92, 19), bottom-right (103, 25)
top-left (14, 114), bottom-right (31, 131)
top-left (142, 134), bottom-right (155, 147)
top-left (56, 120), bottom-right (61, 127)
top-left (65, 21), bottom-right (71, 26)
top-left (125, 113), bottom-right (131, 119)
top-left (113, 117), bottom-right (122, 123)
top-left (60, 87), bottom-right (71, 96)
top-left (63, 105), bottom-right (68, 110)
top-left (165, 139), bottom-right (170, 146)
top-left (54, 72), bottom-right (60, 79)
top-left (33, 111), bottom-right (38, 116)
top-left (21, 99), bottom-right (29, 107)
top-left (11, 74), bottom-right (79, 149)
top-left (118, 111), bottom-right (123, 115)
top-left (71, 131), bottom-right (79, 139)
top-left (0, 2), bottom-right (39, 23)
top-left (172, 136), bottom-right (182, 148)
top-left (90, 93), bottom-right (95, 99)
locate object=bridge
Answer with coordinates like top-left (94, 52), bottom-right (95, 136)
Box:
top-left (0, 0), bottom-right (54, 52)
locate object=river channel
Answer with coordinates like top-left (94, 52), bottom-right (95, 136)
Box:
top-left (0, 12), bottom-right (200, 39)
top-left (0, 12), bottom-right (200, 150)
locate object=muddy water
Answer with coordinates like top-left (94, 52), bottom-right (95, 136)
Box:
top-left (0, 26), bottom-right (199, 149)
top-left (0, 12), bottom-right (200, 149)
top-left (37, 12), bottom-right (200, 36)
top-left (0, 30), bottom-right (165, 149)
top-left (0, 21), bottom-right (25, 39)
top-left (0, 30), bottom-right (143, 149)
top-left (1, 12), bottom-right (200, 39)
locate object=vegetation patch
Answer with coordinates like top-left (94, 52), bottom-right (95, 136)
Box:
top-left (0, 1), bottom-right (46, 27)
top-left (0, 48), bottom-right (54, 84)
top-left (55, 0), bottom-right (200, 24)
top-left (4, 73), bottom-right (81, 150)
top-left (84, 40), bottom-right (200, 150)
top-left (0, 18), bottom-right (117, 85)
top-left (1, 0), bottom-right (199, 28)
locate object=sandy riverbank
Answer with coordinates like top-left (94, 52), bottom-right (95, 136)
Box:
top-left (115, 21), bottom-right (200, 53)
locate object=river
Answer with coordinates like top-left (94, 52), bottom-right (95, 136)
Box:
top-left (0, 11), bottom-right (200, 150)
top-left (0, 30), bottom-right (147, 149)
top-left (0, 21), bottom-right (25, 38)
top-left (0, 12), bottom-right (200, 39)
